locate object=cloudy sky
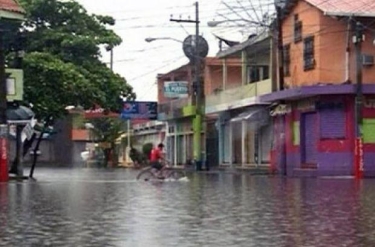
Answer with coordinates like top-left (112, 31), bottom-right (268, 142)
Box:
top-left (75, 0), bottom-right (274, 101)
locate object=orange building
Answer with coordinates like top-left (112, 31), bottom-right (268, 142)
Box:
top-left (261, 0), bottom-right (375, 177)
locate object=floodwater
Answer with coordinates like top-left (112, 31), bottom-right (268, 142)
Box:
top-left (1, 168), bottom-right (375, 247)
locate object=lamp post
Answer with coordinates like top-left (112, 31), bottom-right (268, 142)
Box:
top-left (147, 2), bottom-right (208, 170)
top-left (170, 2), bottom-right (209, 171)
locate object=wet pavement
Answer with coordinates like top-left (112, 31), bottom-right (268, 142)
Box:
top-left (1, 168), bottom-right (375, 246)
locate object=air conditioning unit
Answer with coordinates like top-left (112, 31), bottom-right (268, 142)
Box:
top-left (362, 54), bottom-right (374, 66)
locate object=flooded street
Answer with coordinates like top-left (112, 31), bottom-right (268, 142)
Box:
top-left (1, 168), bottom-right (375, 246)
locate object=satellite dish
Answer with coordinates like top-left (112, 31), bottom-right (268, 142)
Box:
top-left (182, 35), bottom-right (209, 61)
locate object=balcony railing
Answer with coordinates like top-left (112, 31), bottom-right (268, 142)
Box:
top-left (205, 79), bottom-right (272, 109)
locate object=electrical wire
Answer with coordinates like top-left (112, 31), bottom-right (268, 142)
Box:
top-left (128, 56), bottom-right (187, 82)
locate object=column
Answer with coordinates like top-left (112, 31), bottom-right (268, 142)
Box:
top-left (241, 50), bottom-right (248, 85)
top-left (183, 134), bottom-right (187, 165)
top-left (229, 121), bottom-right (233, 167)
top-left (174, 123), bottom-right (177, 167)
top-left (216, 117), bottom-right (223, 166)
top-left (241, 120), bottom-right (246, 168)
top-left (223, 58), bottom-right (227, 90)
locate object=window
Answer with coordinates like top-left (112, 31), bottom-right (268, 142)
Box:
top-left (303, 36), bottom-right (315, 71)
top-left (249, 67), bottom-right (260, 82)
top-left (248, 66), bottom-right (269, 83)
top-left (283, 44), bottom-right (291, 77)
top-left (294, 15), bottom-right (302, 43)
top-left (362, 119), bottom-right (375, 143)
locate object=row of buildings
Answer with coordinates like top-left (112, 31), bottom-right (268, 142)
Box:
top-left (132, 0), bottom-right (375, 177)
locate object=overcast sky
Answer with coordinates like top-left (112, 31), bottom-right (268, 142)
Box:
top-left (75, 0), bottom-right (274, 102)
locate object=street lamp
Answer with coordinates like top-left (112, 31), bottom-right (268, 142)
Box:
top-left (145, 37), bottom-right (183, 43)
top-left (105, 45), bottom-right (114, 71)
top-left (207, 19), bottom-right (269, 28)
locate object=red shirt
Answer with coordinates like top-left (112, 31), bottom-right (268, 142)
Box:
top-left (150, 148), bottom-right (162, 162)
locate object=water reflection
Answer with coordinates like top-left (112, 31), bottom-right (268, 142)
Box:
top-left (0, 168), bottom-right (375, 246)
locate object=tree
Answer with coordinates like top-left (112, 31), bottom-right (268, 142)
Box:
top-left (88, 118), bottom-right (127, 167)
top-left (18, 0), bottom-right (135, 120)
top-left (12, 0), bottom-right (136, 174)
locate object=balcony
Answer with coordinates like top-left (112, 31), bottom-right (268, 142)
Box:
top-left (158, 97), bottom-right (196, 121)
top-left (205, 79), bottom-right (272, 114)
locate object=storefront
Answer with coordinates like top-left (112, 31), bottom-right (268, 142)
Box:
top-left (165, 119), bottom-right (202, 166)
top-left (270, 95), bottom-right (358, 176)
top-left (217, 105), bottom-right (272, 167)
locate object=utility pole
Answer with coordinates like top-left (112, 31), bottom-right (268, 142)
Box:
top-left (170, 2), bottom-right (204, 170)
top-left (353, 20), bottom-right (364, 179)
top-left (276, 6), bottom-right (285, 91)
top-left (0, 29), bottom-right (8, 182)
top-left (274, 4), bottom-right (287, 175)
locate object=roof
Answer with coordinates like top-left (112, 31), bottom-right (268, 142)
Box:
top-left (217, 30), bottom-right (271, 58)
top-left (0, 0), bottom-right (25, 14)
top-left (287, 0), bottom-right (375, 17)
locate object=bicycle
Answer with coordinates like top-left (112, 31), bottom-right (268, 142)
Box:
top-left (136, 161), bottom-right (186, 181)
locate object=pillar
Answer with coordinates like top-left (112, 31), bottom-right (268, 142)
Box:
top-left (241, 120), bottom-right (246, 168)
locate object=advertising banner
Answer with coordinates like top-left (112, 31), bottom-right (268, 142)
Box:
top-left (121, 101), bottom-right (157, 120)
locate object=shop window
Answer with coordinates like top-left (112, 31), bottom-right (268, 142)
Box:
top-left (283, 44), bottom-right (290, 77)
top-left (292, 121), bottom-right (300, 145)
top-left (319, 104), bottom-right (346, 139)
top-left (303, 36), bottom-right (315, 71)
top-left (362, 119), bottom-right (375, 143)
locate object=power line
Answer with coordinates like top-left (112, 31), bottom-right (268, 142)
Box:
top-left (128, 56), bottom-right (187, 82)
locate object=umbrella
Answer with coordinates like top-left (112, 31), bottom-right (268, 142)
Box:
top-left (6, 105), bottom-right (35, 121)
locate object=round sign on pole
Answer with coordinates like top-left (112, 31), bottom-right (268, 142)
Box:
top-left (182, 35), bottom-right (209, 61)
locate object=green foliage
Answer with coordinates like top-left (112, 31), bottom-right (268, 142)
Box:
top-left (88, 118), bottom-right (126, 144)
top-left (129, 147), bottom-right (145, 164)
top-left (71, 113), bottom-right (85, 129)
top-left (17, 0), bottom-right (135, 120)
top-left (142, 143), bottom-right (154, 159)
top-left (87, 117), bottom-right (128, 167)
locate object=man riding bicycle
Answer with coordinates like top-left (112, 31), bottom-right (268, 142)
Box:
top-left (150, 143), bottom-right (167, 178)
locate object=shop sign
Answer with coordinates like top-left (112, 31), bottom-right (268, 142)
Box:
top-left (364, 98), bottom-right (375, 108)
top-left (296, 98), bottom-right (316, 112)
top-left (164, 81), bottom-right (189, 98)
top-left (270, 104), bottom-right (292, 116)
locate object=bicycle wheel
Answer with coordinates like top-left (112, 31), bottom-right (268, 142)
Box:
top-left (136, 167), bottom-right (156, 181)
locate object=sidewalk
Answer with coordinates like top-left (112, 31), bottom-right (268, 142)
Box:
top-left (185, 165), bottom-right (273, 175)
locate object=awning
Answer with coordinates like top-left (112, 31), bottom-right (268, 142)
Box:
top-left (230, 107), bottom-right (270, 128)
top-left (6, 105), bottom-right (35, 124)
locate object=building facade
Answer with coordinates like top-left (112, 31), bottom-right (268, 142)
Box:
top-left (263, 0), bottom-right (375, 176)
top-left (157, 64), bottom-right (198, 166)
top-left (206, 33), bottom-right (275, 168)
